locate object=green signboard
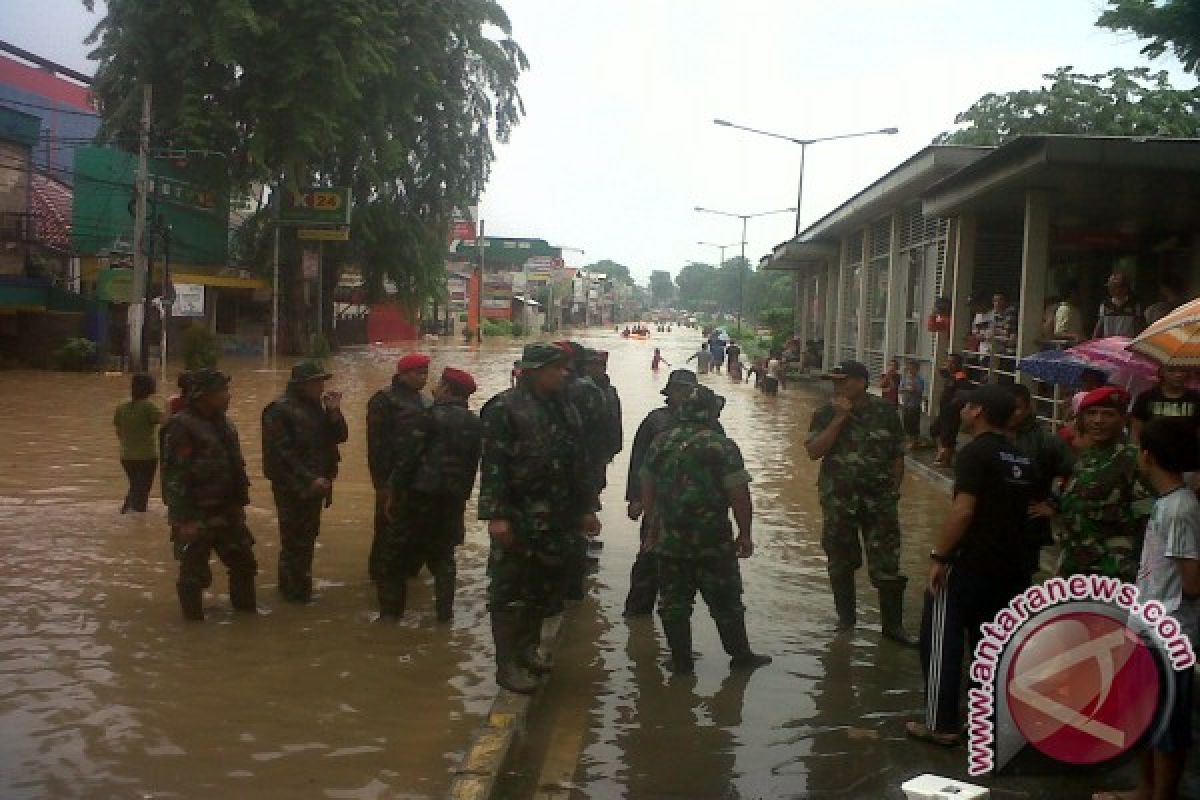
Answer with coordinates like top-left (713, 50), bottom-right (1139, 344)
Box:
top-left (278, 188), bottom-right (351, 226)
top-left (72, 147), bottom-right (230, 266)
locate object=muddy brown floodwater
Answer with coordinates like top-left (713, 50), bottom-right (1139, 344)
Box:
top-left (0, 329), bottom-right (1183, 800)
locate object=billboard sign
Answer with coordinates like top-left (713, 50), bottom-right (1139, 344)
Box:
top-left (278, 188), bottom-right (351, 226)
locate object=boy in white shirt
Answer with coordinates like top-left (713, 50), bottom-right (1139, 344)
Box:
top-left (1096, 416), bottom-right (1200, 800)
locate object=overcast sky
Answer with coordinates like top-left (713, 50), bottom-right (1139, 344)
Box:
top-left (8, 0), bottom-right (1190, 281)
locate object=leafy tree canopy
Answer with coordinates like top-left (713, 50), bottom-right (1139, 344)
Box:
top-left (85, 0), bottom-right (527, 349)
top-left (649, 269), bottom-right (676, 306)
top-left (1099, 0), bottom-right (1200, 75)
top-left (583, 259), bottom-right (633, 284)
top-left (934, 66), bottom-right (1200, 145)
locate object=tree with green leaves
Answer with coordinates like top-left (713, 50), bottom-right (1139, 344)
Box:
top-left (648, 270), bottom-right (676, 307)
top-left (583, 259), bottom-right (633, 285)
top-left (934, 66), bottom-right (1200, 145)
top-left (674, 262), bottom-right (717, 311)
top-left (1099, 0), bottom-right (1200, 75)
top-left (85, 0), bottom-right (526, 352)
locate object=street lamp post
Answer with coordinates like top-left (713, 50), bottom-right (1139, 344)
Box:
top-left (713, 119), bottom-right (898, 235)
top-left (697, 240), bottom-right (741, 270)
top-left (695, 206), bottom-right (795, 331)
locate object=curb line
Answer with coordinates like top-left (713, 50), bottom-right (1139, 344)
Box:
top-left (904, 452), bottom-right (953, 496)
top-left (446, 613), bottom-right (568, 800)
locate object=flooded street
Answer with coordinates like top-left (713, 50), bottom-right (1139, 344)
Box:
top-left (0, 328), bottom-right (1167, 799)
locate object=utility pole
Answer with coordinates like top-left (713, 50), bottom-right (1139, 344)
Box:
top-left (129, 84), bottom-right (152, 371)
top-left (476, 219), bottom-right (485, 342)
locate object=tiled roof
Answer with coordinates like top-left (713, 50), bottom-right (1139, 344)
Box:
top-left (31, 172), bottom-right (71, 253)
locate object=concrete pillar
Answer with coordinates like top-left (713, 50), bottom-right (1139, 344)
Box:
top-left (833, 238), bottom-right (848, 360)
top-left (929, 218), bottom-right (959, 406)
top-left (948, 213), bottom-right (977, 360)
top-left (856, 228), bottom-right (870, 362)
top-left (1017, 189), bottom-right (1051, 373)
top-left (793, 271), bottom-right (804, 338)
top-left (883, 210), bottom-right (905, 362)
top-left (823, 256), bottom-right (838, 369)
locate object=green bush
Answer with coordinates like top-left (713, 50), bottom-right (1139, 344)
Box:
top-left (482, 318), bottom-right (513, 337)
top-left (181, 324), bottom-right (219, 370)
top-left (51, 337), bottom-right (98, 371)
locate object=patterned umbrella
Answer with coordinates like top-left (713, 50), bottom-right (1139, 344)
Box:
top-left (1017, 349), bottom-right (1097, 387)
top-left (1066, 337), bottom-right (1162, 394)
top-left (1127, 296), bottom-right (1200, 368)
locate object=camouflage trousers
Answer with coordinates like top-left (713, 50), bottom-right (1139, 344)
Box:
top-left (624, 516), bottom-right (658, 615)
top-left (820, 492), bottom-right (904, 587)
top-left (378, 494), bottom-right (463, 595)
top-left (656, 555), bottom-right (745, 627)
top-left (175, 510), bottom-right (257, 591)
top-left (487, 535), bottom-right (567, 618)
top-left (272, 488), bottom-right (325, 602)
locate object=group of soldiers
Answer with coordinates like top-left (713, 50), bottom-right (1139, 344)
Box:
top-left (157, 338), bottom-right (775, 696)
top-left (161, 357), bottom-right (480, 623)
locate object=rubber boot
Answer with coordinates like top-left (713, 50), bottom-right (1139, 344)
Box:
top-left (661, 618), bottom-right (695, 674)
top-left (229, 573), bottom-right (257, 613)
top-left (377, 580), bottom-right (406, 620)
top-left (433, 572), bottom-right (455, 622)
top-left (879, 580), bottom-right (917, 647)
top-left (177, 585), bottom-right (204, 621)
top-left (716, 616), bottom-right (773, 670)
top-left (830, 572), bottom-right (857, 633)
top-left (518, 613), bottom-right (552, 675)
top-left (491, 611), bottom-right (538, 694)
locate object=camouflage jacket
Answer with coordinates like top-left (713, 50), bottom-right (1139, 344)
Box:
top-left (626, 406), bottom-right (674, 503)
top-left (478, 383), bottom-right (596, 545)
top-left (262, 391), bottom-right (348, 497)
top-left (595, 374), bottom-right (624, 461)
top-left (641, 421), bottom-right (751, 559)
top-left (161, 409), bottom-right (251, 524)
top-left (405, 397), bottom-right (483, 503)
top-left (1058, 441), bottom-right (1153, 581)
top-left (567, 375), bottom-right (611, 490)
top-left (808, 394), bottom-right (904, 501)
top-left (366, 379), bottom-right (429, 490)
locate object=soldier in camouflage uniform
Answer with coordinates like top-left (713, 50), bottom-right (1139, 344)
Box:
top-left (805, 360), bottom-right (914, 644)
top-left (559, 342), bottom-right (610, 600)
top-left (160, 369), bottom-right (256, 621)
top-left (479, 343), bottom-right (600, 693)
top-left (1057, 386), bottom-right (1153, 581)
top-left (623, 368), bottom-right (701, 617)
top-left (262, 361), bottom-right (349, 603)
top-left (383, 367), bottom-right (482, 621)
top-left (641, 384), bottom-right (771, 673)
top-left (366, 354), bottom-right (431, 581)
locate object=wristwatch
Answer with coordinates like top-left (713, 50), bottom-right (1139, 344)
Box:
top-left (929, 550), bottom-right (952, 565)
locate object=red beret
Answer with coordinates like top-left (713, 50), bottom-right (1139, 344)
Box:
top-left (441, 367), bottom-right (477, 394)
top-left (396, 353), bottom-right (431, 373)
top-left (1078, 386), bottom-right (1129, 414)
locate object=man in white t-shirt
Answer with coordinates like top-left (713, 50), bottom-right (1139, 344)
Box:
top-left (1099, 417), bottom-right (1200, 800)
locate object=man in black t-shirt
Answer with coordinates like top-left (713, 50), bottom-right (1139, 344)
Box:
top-left (906, 384), bottom-right (1033, 746)
top-left (1131, 367), bottom-right (1200, 447)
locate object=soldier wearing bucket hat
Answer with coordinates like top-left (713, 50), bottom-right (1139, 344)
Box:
top-left (805, 360), bottom-right (915, 645)
top-left (366, 353), bottom-right (432, 584)
top-left (262, 360), bottom-right (348, 603)
top-left (623, 368), bottom-right (711, 617)
top-left (161, 367), bottom-right (257, 620)
top-left (478, 342), bottom-right (599, 693)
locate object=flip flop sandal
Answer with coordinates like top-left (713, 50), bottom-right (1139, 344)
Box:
top-left (904, 721), bottom-right (962, 747)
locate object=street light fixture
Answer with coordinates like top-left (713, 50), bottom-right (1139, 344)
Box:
top-left (694, 206), bottom-right (796, 330)
top-left (697, 240), bottom-right (741, 269)
top-left (713, 119), bottom-right (899, 235)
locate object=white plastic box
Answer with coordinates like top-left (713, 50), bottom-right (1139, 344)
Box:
top-left (900, 774), bottom-right (990, 800)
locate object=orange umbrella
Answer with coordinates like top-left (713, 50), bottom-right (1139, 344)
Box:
top-left (1127, 296), bottom-right (1200, 367)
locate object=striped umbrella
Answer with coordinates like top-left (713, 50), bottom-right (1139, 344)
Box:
top-left (1128, 296), bottom-right (1200, 368)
